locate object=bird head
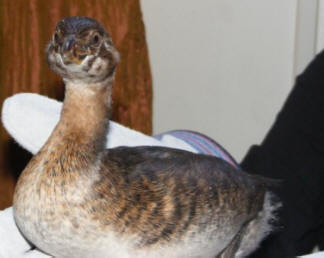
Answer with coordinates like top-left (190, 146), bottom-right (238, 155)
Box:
top-left (46, 16), bottom-right (119, 83)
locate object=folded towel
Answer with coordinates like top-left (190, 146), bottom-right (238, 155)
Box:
top-left (2, 93), bottom-right (197, 155)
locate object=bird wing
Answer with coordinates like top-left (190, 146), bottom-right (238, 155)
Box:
top-left (96, 146), bottom-right (276, 253)
top-left (104, 145), bottom-right (270, 217)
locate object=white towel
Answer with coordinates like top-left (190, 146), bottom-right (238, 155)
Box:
top-left (2, 93), bottom-right (196, 155)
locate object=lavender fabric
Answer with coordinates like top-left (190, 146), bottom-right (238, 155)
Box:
top-left (154, 130), bottom-right (239, 169)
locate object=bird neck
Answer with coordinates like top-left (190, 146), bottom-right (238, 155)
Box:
top-left (52, 77), bottom-right (113, 156)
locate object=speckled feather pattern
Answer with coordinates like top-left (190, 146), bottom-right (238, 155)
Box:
top-left (13, 17), bottom-right (279, 258)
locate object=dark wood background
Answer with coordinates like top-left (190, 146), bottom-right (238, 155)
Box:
top-left (0, 0), bottom-right (152, 209)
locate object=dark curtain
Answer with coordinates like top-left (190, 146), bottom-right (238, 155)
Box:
top-left (0, 0), bottom-right (152, 209)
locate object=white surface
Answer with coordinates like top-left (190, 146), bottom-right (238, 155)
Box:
top-left (316, 0), bottom-right (324, 53)
top-left (141, 0), bottom-right (318, 161)
top-left (294, 0), bottom-right (319, 74)
top-left (2, 93), bottom-right (196, 155)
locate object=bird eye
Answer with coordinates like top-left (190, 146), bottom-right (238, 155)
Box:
top-left (54, 32), bottom-right (59, 42)
top-left (92, 34), bottom-right (100, 45)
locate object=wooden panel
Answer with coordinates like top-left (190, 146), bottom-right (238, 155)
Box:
top-left (0, 0), bottom-right (152, 209)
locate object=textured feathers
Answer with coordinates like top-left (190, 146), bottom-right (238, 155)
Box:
top-left (13, 17), bottom-right (280, 258)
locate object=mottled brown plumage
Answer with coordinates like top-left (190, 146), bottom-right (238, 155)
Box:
top-left (13, 17), bottom-right (279, 258)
